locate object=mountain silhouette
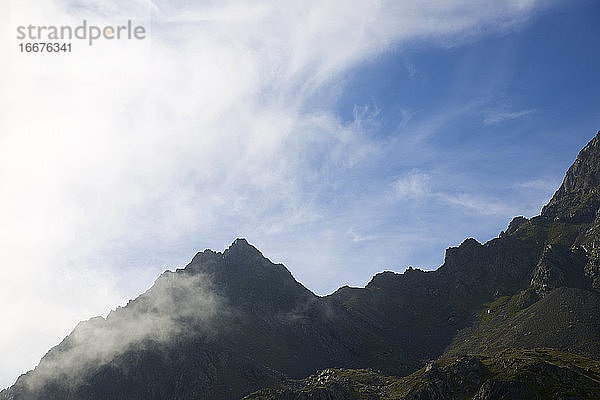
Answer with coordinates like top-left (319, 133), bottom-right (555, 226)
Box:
top-left (2, 131), bottom-right (600, 400)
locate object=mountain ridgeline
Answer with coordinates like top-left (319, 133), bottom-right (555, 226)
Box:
top-left (2, 131), bottom-right (600, 399)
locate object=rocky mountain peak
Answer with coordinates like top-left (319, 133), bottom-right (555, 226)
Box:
top-left (183, 239), bottom-right (313, 316)
top-left (504, 216), bottom-right (529, 235)
top-left (542, 131), bottom-right (600, 222)
top-left (441, 238), bottom-right (483, 268)
top-left (224, 238), bottom-right (264, 258)
top-left (230, 237), bottom-right (252, 248)
top-left (188, 238), bottom-right (267, 272)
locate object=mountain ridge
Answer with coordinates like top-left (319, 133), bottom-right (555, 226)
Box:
top-left (2, 130), bottom-right (600, 399)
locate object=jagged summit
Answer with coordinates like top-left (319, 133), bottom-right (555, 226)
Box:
top-left (230, 237), bottom-right (252, 247)
top-left (188, 238), bottom-right (278, 279)
top-left (190, 238), bottom-right (261, 264)
top-left (223, 237), bottom-right (267, 261)
top-left (542, 130), bottom-right (600, 222)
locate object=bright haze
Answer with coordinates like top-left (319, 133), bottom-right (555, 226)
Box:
top-left (1, 0), bottom-right (599, 390)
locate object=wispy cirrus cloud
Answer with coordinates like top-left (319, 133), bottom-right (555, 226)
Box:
top-left (518, 178), bottom-right (560, 192)
top-left (393, 170), bottom-right (518, 216)
top-left (484, 108), bottom-right (536, 124)
top-left (0, 0), bottom-right (550, 389)
top-left (394, 170), bottom-right (431, 198)
top-left (437, 192), bottom-right (520, 216)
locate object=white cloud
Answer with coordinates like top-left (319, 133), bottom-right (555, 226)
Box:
top-left (393, 171), bottom-right (517, 216)
top-left (0, 0), bottom-right (547, 389)
top-left (518, 178), bottom-right (559, 193)
top-left (346, 228), bottom-right (378, 243)
top-left (437, 192), bottom-right (518, 216)
top-left (484, 108), bottom-right (536, 124)
top-left (394, 170), bottom-right (431, 198)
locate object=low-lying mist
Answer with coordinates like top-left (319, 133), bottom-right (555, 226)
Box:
top-left (21, 271), bottom-right (224, 392)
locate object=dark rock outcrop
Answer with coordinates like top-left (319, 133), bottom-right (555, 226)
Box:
top-left (503, 216), bottom-right (529, 236)
top-left (246, 349), bottom-right (600, 400)
top-left (543, 131), bottom-right (600, 223)
top-left (530, 244), bottom-right (587, 294)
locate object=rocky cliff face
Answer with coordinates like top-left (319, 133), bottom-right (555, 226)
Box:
top-left (2, 131), bottom-right (600, 400)
top-left (535, 132), bottom-right (600, 291)
top-left (542, 131), bottom-right (600, 223)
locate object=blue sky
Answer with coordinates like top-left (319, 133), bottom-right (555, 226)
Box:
top-left (1, 0), bottom-right (599, 390)
top-left (264, 0), bottom-right (600, 290)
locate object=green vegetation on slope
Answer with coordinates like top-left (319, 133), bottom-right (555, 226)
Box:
top-left (245, 349), bottom-right (600, 400)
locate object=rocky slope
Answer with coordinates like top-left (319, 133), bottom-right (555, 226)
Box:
top-left (0, 240), bottom-right (410, 399)
top-left (2, 131), bottom-right (600, 399)
top-left (245, 349), bottom-right (600, 400)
